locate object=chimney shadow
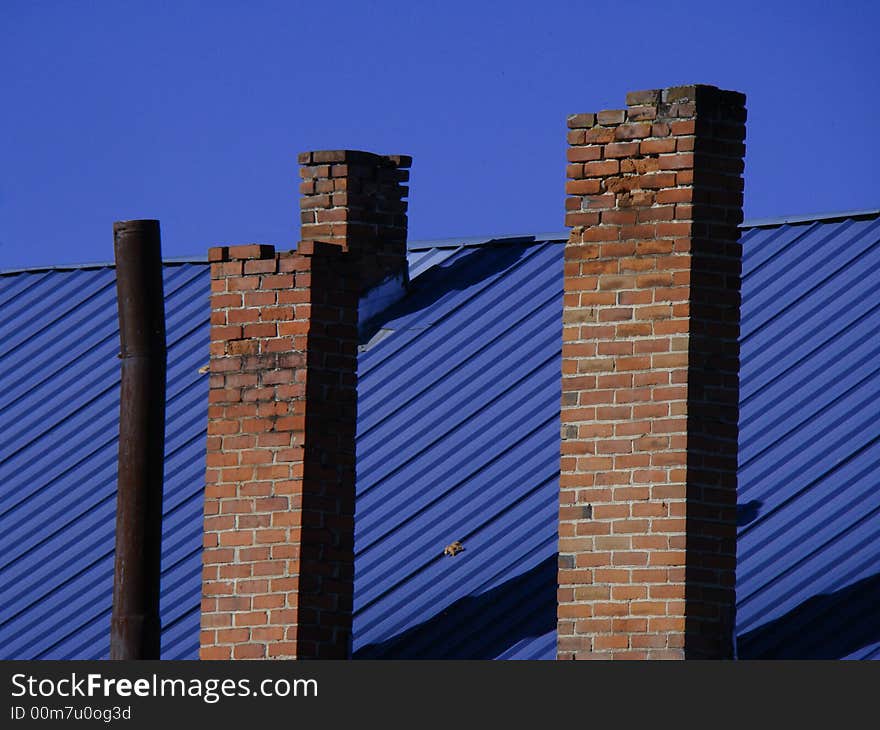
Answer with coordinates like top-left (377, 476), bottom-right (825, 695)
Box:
top-left (359, 241), bottom-right (536, 347)
top-left (354, 555), bottom-right (556, 659)
top-left (737, 572), bottom-right (880, 659)
top-left (736, 499), bottom-right (763, 527)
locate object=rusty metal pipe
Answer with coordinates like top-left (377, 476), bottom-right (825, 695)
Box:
top-left (110, 219), bottom-right (166, 660)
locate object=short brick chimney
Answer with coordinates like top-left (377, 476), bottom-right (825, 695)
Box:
top-left (299, 150), bottom-right (411, 330)
top-left (558, 85), bottom-right (746, 659)
top-left (200, 151), bottom-right (410, 659)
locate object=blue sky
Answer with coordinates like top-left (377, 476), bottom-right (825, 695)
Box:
top-left (1, 1), bottom-right (878, 268)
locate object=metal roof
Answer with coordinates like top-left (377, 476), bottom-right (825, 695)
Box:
top-left (0, 239), bottom-right (563, 660)
top-left (735, 213), bottom-right (880, 659)
top-left (0, 263), bottom-right (208, 659)
top-left (353, 240), bottom-right (562, 659)
top-left (1, 210), bottom-right (879, 659)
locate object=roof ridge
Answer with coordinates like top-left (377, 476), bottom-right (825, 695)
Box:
top-left (740, 208), bottom-right (880, 229)
top-left (3, 208), bottom-right (879, 275)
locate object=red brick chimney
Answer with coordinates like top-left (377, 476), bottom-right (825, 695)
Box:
top-left (200, 151), bottom-right (410, 659)
top-left (558, 85), bottom-right (746, 659)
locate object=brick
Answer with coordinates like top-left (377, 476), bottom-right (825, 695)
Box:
top-left (200, 646), bottom-right (232, 660)
top-left (567, 113), bottom-right (596, 129)
top-left (658, 153), bottom-right (694, 170)
top-left (640, 138), bottom-right (677, 155)
top-left (582, 160), bottom-right (620, 177)
top-left (604, 142), bottom-right (640, 158)
top-left (566, 179), bottom-right (602, 195)
top-left (567, 146), bottom-right (603, 162)
top-left (244, 259), bottom-right (278, 275)
top-left (626, 105), bottom-right (657, 121)
top-left (584, 127), bottom-right (616, 144)
top-left (227, 276), bottom-right (261, 292)
top-left (670, 120), bottom-right (696, 135)
top-left (613, 123), bottom-right (652, 140)
top-left (655, 187), bottom-right (693, 204)
top-left (565, 212), bottom-right (601, 227)
top-left (597, 109), bottom-right (626, 125)
top-left (626, 89), bottom-right (661, 106)
top-left (594, 635), bottom-right (630, 650)
top-left (233, 611), bottom-right (268, 627)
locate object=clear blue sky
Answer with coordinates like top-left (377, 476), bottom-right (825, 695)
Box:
top-left (2, 1), bottom-right (878, 269)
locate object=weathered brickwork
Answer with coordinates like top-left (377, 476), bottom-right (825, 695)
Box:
top-left (298, 150), bottom-right (410, 294)
top-left (558, 86), bottom-right (746, 659)
top-left (200, 151), bottom-right (409, 659)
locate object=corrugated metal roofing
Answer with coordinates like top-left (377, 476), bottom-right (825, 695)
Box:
top-left (0, 263), bottom-right (209, 659)
top-left (0, 236), bottom-right (564, 660)
top-left (735, 214), bottom-right (880, 659)
top-left (353, 240), bottom-right (562, 659)
top-left (2, 210), bottom-right (879, 660)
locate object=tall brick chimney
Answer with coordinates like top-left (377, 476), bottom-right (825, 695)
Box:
top-left (558, 85), bottom-right (746, 659)
top-left (200, 150), bottom-right (409, 659)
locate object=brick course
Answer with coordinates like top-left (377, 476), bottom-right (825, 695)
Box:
top-left (558, 85), bottom-right (746, 659)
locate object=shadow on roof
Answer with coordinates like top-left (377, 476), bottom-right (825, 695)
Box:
top-left (737, 572), bottom-right (880, 659)
top-left (354, 555), bottom-right (556, 659)
top-left (360, 242), bottom-right (533, 345)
